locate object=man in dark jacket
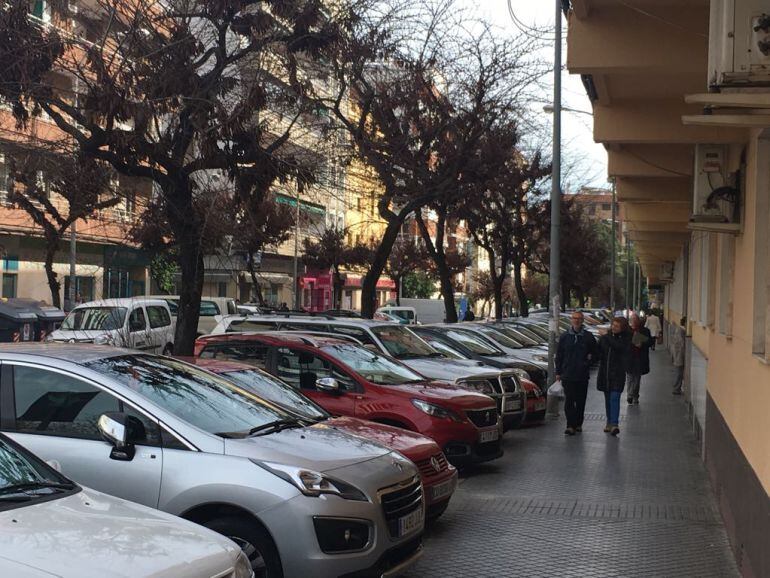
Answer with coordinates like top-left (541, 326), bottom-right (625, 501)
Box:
top-left (626, 313), bottom-right (652, 404)
top-left (555, 311), bottom-right (598, 435)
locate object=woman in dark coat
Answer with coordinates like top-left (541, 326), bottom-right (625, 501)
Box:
top-left (597, 317), bottom-right (631, 436)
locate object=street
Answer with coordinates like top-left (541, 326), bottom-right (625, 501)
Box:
top-left (404, 350), bottom-right (739, 577)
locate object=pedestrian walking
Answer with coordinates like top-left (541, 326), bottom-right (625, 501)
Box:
top-left (597, 317), bottom-right (631, 436)
top-left (645, 310), bottom-right (662, 350)
top-left (555, 311), bottom-right (598, 436)
top-left (626, 313), bottom-right (652, 404)
top-left (671, 317), bottom-right (686, 395)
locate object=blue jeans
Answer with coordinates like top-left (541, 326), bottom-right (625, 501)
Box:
top-left (604, 390), bottom-right (621, 426)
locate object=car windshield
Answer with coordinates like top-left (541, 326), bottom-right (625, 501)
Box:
top-left (443, 329), bottom-right (503, 355)
top-left (519, 323), bottom-right (549, 340)
top-left (223, 369), bottom-right (328, 420)
top-left (0, 436), bottom-right (72, 497)
top-left (86, 355), bottom-right (293, 437)
top-left (473, 325), bottom-right (523, 349)
top-left (61, 307), bottom-right (127, 331)
top-left (320, 344), bottom-right (425, 385)
top-left (511, 325), bottom-right (544, 343)
top-left (427, 340), bottom-right (466, 360)
top-left (493, 325), bottom-right (538, 346)
top-left (371, 325), bottom-right (437, 359)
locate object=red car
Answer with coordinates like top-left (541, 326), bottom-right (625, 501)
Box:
top-left (521, 378), bottom-right (547, 423)
top-left (194, 332), bottom-right (503, 466)
top-left (187, 357), bottom-right (459, 519)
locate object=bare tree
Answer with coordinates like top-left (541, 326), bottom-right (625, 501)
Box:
top-left (6, 148), bottom-right (119, 308)
top-left (0, 0), bottom-right (342, 353)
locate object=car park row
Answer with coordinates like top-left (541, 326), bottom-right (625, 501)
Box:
top-left (0, 299), bottom-right (607, 577)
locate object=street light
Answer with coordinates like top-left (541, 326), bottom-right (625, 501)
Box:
top-left (543, 104), bottom-right (593, 117)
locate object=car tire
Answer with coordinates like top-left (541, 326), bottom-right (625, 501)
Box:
top-left (203, 516), bottom-right (283, 578)
top-left (426, 499), bottom-right (450, 522)
top-left (162, 344), bottom-right (173, 356)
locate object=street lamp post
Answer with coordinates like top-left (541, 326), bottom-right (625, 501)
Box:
top-left (610, 180), bottom-right (616, 314)
top-left (547, 0), bottom-right (562, 386)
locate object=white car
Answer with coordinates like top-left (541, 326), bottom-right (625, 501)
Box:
top-left (0, 432), bottom-right (250, 578)
top-left (49, 298), bottom-right (175, 354)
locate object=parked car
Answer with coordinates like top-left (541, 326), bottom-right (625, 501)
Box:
top-left (48, 298), bottom-right (174, 354)
top-left (189, 357), bottom-right (458, 519)
top-left (0, 344), bottom-right (424, 577)
top-left (0, 431), bottom-right (250, 578)
top-left (412, 325), bottom-right (548, 391)
top-left (376, 306), bottom-right (416, 324)
top-left (441, 324), bottom-right (549, 369)
top-left (210, 315), bottom-right (526, 427)
top-left (194, 332), bottom-right (503, 466)
top-left (148, 295), bottom-right (237, 336)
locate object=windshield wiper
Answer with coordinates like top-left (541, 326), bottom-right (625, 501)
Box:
top-left (248, 419), bottom-right (304, 437)
top-left (0, 481), bottom-right (75, 496)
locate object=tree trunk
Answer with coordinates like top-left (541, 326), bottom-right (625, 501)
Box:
top-left (43, 242), bottom-right (61, 309)
top-left (246, 254), bottom-right (266, 306)
top-left (513, 260), bottom-right (529, 317)
top-left (394, 276), bottom-right (401, 306)
top-left (333, 267), bottom-right (344, 310)
top-left (492, 274), bottom-right (504, 321)
top-left (174, 240), bottom-right (204, 355)
top-left (415, 213), bottom-right (457, 323)
top-left (361, 219), bottom-right (402, 318)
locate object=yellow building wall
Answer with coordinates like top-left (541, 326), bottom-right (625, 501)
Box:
top-left (704, 131), bottom-right (770, 494)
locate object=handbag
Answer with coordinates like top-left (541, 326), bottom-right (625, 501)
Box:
top-left (547, 380), bottom-right (565, 399)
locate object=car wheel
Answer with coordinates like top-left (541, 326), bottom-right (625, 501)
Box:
top-left (162, 344), bottom-right (173, 356)
top-left (204, 516), bottom-right (283, 578)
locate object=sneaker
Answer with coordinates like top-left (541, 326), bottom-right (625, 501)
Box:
top-left (611, 426), bottom-right (620, 436)
top-left (564, 427), bottom-right (576, 436)
top-left (603, 424), bottom-right (612, 433)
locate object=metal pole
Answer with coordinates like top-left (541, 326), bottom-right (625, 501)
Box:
top-left (610, 181), bottom-right (616, 314)
top-left (69, 220), bottom-right (76, 308)
top-left (547, 0), bottom-right (562, 385)
top-left (625, 238), bottom-right (631, 314)
top-left (293, 188), bottom-right (301, 310)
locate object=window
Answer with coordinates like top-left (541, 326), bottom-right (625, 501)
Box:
top-left (329, 325), bottom-right (376, 346)
top-left (601, 203), bottom-right (611, 211)
top-left (200, 301), bottom-right (220, 317)
top-left (275, 348), bottom-right (355, 391)
top-left (2, 273), bottom-right (17, 298)
top-left (121, 404), bottom-right (161, 447)
top-left (128, 308), bottom-right (147, 332)
top-left (200, 342), bottom-right (270, 369)
top-left (12, 366), bottom-right (120, 440)
top-left (226, 319), bottom-right (276, 332)
top-left (147, 306), bottom-right (171, 329)
top-left (62, 307), bottom-right (126, 331)
top-left (217, 283), bottom-right (228, 298)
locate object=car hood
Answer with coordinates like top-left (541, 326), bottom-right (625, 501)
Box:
top-left (326, 416), bottom-right (440, 461)
top-left (0, 487), bottom-right (239, 578)
top-left (381, 381), bottom-right (496, 410)
top-left (400, 359), bottom-right (498, 382)
top-left (224, 422), bottom-right (391, 472)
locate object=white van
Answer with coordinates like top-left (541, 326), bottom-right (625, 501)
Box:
top-left (49, 298), bottom-right (174, 354)
top-left (148, 295), bottom-right (237, 336)
top-left (377, 305), bottom-right (417, 324)
top-left (385, 299), bottom-right (446, 324)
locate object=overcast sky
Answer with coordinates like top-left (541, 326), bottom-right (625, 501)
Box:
top-left (460, 0), bottom-right (608, 189)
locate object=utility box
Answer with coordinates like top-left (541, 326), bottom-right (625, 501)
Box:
top-left (689, 144), bottom-right (741, 233)
top-left (709, 0), bottom-right (770, 88)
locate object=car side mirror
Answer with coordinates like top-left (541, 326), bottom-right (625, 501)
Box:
top-left (98, 412), bottom-right (141, 461)
top-left (316, 377), bottom-right (341, 394)
top-left (45, 459), bottom-right (62, 473)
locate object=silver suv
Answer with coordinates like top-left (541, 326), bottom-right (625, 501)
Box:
top-left (0, 344), bottom-right (424, 578)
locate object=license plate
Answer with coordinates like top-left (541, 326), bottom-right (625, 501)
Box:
top-left (504, 398), bottom-right (521, 412)
top-left (398, 507), bottom-right (423, 536)
top-left (479, 428), bottom-right (499, 443)
top-left (535, 401), bottom-right (546, 411)
top-left (431, 478), bottom-right (456, 501)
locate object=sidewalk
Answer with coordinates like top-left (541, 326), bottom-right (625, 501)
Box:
top-left (404, 349), bottom-right (740, 577)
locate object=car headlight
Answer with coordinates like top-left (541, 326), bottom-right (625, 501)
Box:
top-left (411, 399), bottom-right (463, 422)
top-left (252, 460), bottom-right (368, 501)
top-left (457, 380), bottom-right (495, 395)
top-left (93, 334), bottom-right (114, 346)
top-left (533, 354), bottom-right (548, 363)
top-left (233, 550), bottom-right (254, 578)
top-left (512, 368), bottom-right (531, 381)
top-left (44, 334), bottom-right (55, 343)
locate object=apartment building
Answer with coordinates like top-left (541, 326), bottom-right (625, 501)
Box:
top-left (567, 1), bottom-right (768, 576)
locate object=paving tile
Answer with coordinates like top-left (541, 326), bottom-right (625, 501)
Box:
top-left (403, 350), bottom-right (739, 577)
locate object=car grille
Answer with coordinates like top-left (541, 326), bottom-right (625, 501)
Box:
top-left (500, 375), bottom-right (519, 393)
top-left (466, 408), bottom-right (498, 428)
top-left (414, 452), bottom-right (450, 479)
top-left (460, 377), bottom-right (501, 396)
top-left (380, 477), bottom-right (423, 538)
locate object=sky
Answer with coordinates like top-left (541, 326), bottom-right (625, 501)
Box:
top-left (459, 0), bottom-right (609, 189)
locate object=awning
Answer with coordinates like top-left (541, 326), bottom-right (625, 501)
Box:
top-left (275, 193), bottom-right (326, 216)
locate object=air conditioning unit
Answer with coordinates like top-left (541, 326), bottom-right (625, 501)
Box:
top-left (689, 144), bottom-right (741, 233)
top-left (709, 0), bottom-right (770, 88)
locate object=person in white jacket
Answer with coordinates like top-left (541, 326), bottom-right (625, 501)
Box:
top-left (645, 312), bottom-right (662, 350)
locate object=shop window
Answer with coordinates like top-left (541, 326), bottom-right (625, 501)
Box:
top-left (218, 282), bottom-right (228, 297)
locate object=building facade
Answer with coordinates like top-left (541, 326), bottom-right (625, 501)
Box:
top-left (567, 2), bottom-right (769, 576)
